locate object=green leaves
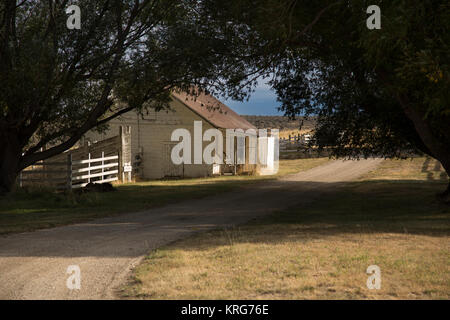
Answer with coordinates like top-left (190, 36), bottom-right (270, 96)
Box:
top-left (220, 0), bottom-right (449, 162)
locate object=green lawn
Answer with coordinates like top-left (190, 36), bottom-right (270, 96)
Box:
top-left (0, 158), bottom-right (329, 235)
top-left (122, 157), bottom-right (450, 299)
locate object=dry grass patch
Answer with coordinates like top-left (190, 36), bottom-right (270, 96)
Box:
top-left (127, 230), bottom-right (448, 299)
top-left (123, 158), bottom-right (450, 300)
top-left (279, 129), bottom-right (313, 139)
top-left (274, 157), bottom-right (330, 177)
top-left (360, 157), bottom-right (448, 181)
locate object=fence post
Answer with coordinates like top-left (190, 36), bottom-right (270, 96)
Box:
top-left (87, 153), bottom-right (91, 184)
top-left (67, 154), bottom-right (72, 191)
top-left (119, 125), bottom-right (132, 183)
top-left (101, 151), bottom-right (105, 182)
top-left (120, 151), bottom-right (124, 182)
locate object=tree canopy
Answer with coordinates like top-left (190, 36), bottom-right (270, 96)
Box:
top-left (0, 0), bottom-right (257, 192)
top-left (0, 0), bottom-right (449, 197)
top-left (202, 0), bottom-right (450, 197)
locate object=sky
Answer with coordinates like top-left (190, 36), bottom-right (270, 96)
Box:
top-left (224, 82), bottom-right (284, 116)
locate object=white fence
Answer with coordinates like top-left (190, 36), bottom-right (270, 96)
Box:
top-left (19, 152), bottom-right (119, 190)
top-left (70, 153), bottom-right (119, 189)
top-left (279, 134), bottom-right (312, 151)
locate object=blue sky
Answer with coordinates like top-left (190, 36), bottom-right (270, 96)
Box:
top-left (224, 82), bottom-right (284, 116)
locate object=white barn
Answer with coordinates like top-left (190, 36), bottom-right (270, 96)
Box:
top-left (84, 91), bottom-right (258, 180)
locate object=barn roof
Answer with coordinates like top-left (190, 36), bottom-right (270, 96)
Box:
top-left (172, 90), bottom-right (256, 130)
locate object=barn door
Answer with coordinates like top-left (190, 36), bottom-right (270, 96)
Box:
top-left (163, 143), bottom-right (183, 177)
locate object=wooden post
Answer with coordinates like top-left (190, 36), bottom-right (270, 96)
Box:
top-left (118, 135), bottom-right (123, 182)
top-left (101, 151), bottom-right (104, 182)
top-left (67, 154), bottom-right (72, 191)
top-left (119, 125), bottom-right (132, 182)
top-left (234, 139), bottom-right (237, 175)
top-left (87, 153), bottom-right (91, 183)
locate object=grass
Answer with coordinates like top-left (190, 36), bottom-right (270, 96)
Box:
top-left (122, 157), bottom-right (450, 300)
top-left (0, 157), bottom-right (329, 235)
top-left (360, 156), bottom-right (449, 181)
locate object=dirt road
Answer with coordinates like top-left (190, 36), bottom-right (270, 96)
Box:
top-left (0, 159), bottom-right (382, 299)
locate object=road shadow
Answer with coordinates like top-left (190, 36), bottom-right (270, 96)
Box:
top-left (155, 180), bottom-right (450, 256)
top-left (0, 178), bottom-right (448, 258)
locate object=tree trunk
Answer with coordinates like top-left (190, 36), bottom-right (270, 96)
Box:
top-left (439, 182), bottom-right (450, 203)
top-left (437, 158), bottom-right (450, 204)
top-left (0, 137), bottom-right (21, 195)
top-left (394, 94), bottom-right (450, 200)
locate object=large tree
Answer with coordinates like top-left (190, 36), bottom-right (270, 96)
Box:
top-left (203, 0), bottom-right (450, 199)
top-left (2, 1), bottom-right (449, 199)
top-left (0, 0), bottom-right (260, 193)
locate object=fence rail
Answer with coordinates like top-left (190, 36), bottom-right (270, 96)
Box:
top-left (18, 161), bottom-right (68, 188)
top-left (71, 153), bottom-right (118, 189)
top-left (72, 155), bottom-right (119, 165)
top-left (18, 152), bottom-right (119, 190)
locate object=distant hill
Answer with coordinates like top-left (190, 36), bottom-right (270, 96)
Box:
top-left (242, 115), bottom-right (316, 131)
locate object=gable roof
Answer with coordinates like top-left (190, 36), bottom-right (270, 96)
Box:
top-left (171, 90), bottom-right (256, 130)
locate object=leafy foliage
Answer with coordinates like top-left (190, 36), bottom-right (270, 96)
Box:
top-left (0, 0), bottom-right (261, 192)
top-left (206, 0), bottom-right (449, 164)
top-left (0, 0), bottom-right (449, 194)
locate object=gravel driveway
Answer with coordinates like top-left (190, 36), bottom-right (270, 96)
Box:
top-left (0, 158), bottom-right (382, 299)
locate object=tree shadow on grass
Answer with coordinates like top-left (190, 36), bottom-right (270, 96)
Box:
top-left (169, 180), bottom-right (450, 254)
top-left (0, 179), bottom-right (448, 258)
